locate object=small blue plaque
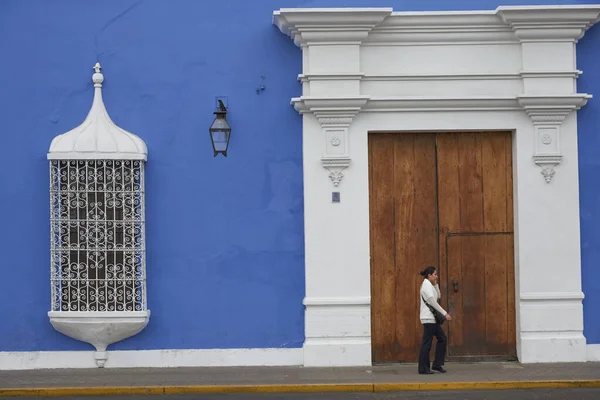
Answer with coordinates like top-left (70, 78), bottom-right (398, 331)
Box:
top-left (332, 192), bottom-right (340, 203)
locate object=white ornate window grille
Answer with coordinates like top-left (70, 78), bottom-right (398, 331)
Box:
top-left (50, 159), bottom-right (146, 312)
top-left (47, 63), bottom-right (149, 368)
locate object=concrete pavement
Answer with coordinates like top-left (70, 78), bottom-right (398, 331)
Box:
top-left (0, 362), bottom-right (599, 397)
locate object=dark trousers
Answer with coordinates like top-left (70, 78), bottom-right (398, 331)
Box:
top-left (418, 323), bottom-right (447, 372)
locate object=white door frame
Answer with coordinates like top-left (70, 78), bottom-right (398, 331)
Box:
top-left (274, 5), bottom-right (600, 366)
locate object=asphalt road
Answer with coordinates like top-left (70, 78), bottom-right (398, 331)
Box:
top-left (4, 389), bottom-right (600, 400)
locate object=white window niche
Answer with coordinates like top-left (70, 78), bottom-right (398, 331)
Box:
top-left (47, 63), bottom-right (149, 368)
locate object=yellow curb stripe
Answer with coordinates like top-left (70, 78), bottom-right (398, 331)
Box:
top-left (163, 383), bottom-right (374, 394)
top-left (0, 380), bottom-right (599, 397)
top-left (0, 384), bottom-right (374, 397)
top-left (579, 381), bottom-right (600, 388)
top-left (0, 386), bottom-right (165, 397)
top-left (374, 380), bottom-right (599, 391)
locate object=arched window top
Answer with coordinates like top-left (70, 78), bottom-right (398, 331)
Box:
top-left (47, 63), bottom-right (147, 161)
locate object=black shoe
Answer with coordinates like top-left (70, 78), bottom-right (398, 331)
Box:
top-left (419, 370), bottom-right (434, 375)
top-left (432, 365), bottom-right (447, 373)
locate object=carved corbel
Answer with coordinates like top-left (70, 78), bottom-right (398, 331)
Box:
top-left (518, 96), bottom-right (590, 183)
top-left (315, 113), bottom-right (356, 187)
top-left (292, 97), bottom-right (369, 187)
top-left (528, 112), bottom-right (566, 183)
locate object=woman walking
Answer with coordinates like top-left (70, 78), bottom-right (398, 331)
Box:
top-left (418, 266), bottom-right (452, 374)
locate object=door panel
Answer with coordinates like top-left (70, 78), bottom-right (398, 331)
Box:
top-left (446, 234), bottom-right (514, 358)
top-left (369, 131), bottom-right (516, 363)
top-left (369, 133), bottom-right (437, 363)
top-left (436, 132), bottom-right (516, 360)
top-left (395, 134), bottom-right (438, 362)
top-left (369, 133), bottom-right (398, 362)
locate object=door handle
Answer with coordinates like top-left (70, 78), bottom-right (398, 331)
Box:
top-left (452, 280), bottom-right (459, 292)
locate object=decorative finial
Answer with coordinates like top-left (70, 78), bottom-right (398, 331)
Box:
top-left (92, 62), bottom-right (104, 86)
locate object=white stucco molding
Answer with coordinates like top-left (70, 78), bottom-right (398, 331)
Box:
top-left (497, 5), bottom-right (600, 42)
top-left (272, 8), bottom-right (392, 46)
top-left (303, 296), bottom-right (371, 306)
top-left (520, 291), bottom-right (585, 301)
top-left (293, 97), bottom-right (368, 186)
top-left (273, 9), bottom-right (390, 187)
top-left (499, 5), bottom-right (600, 182)
top-left (275, 5), bottom-right (600, 187)
top-left (274, 5), bottom-right (600, 366)
top-left (518, 95), bottom-right (590, 182)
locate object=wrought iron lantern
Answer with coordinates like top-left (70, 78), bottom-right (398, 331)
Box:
top-left (209, 100), bottom-right (232, 157)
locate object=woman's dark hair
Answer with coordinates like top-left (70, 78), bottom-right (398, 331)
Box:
top-left (419, 266), bottom-right (436, 278)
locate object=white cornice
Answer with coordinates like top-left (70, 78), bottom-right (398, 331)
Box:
top-left (293, 95), bottom-right (592, 114)
top-left (292, 96), bottom-right (369, 114)
top-left (498, 5), bottom-right (600, 42)
top-left (277, 5), bottom-right (600, 186)
top-left (366, 12), bottom-right (516, 45)
top-left (273, 8), bottom-right (392, 46)
top-left (274, 5), bottom-right (600, 46)
top-left (299, 71), bottom-right (581, 82)
top-left (517, 94), bottom-right (591, 119)
top-left (294, 96), bottom-right (520, 113)
top-left (298, 73), bottom-right (365, 82)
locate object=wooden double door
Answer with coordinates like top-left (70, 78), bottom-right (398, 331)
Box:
top-left (368, 132), bottom-right (516, 363)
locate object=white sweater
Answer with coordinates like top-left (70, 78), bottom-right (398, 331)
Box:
top-left (420, 279), bottom-right (447, 324)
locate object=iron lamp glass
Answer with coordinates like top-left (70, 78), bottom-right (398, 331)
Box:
top-left (209, 101), bottom-right (231, 157)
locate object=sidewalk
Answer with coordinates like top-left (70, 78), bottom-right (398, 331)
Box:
top-left (1, 362), bottom-right (599, 396)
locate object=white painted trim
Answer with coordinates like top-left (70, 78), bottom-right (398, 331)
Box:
top-left (274, 5), bottom-right (600, 366)
top-left (274, 6), bottom-right (600, 47)
top-left (303, 297), bottom-right (370, 306)
top-left (0, 348), bottom-right (303, 370)
top-left (588, 345), bottom-right (600, 362)
top-left (520, 292), bottom-right (585, 301)
top-left (300, 71), bottom-right (582, 83)
top-left (4, 345), bottom-right (595, 370)
top-left (47, 152), bottom-right (147, 160)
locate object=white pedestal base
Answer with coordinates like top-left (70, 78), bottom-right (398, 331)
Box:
top-left (518, 293), bottom-right (587, 363)
top-left (304, 339), bottom-right (371, 367)
top-left (519, 333), bottom-right (587, 363)
top-left (303, 299), bottom-right (371, 367)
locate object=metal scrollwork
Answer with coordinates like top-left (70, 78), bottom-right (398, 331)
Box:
top-left (50, 159), bottom-right (146, 312)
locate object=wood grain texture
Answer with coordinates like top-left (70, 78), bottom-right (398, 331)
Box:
top-left (395, 134), bottom-right (437, 361)
top-left (369, 133), bottom-right (397, 362)
top-left (369, 131), bottom-right (515, 363)
top-left (437, 132), bottom-right (515, 359)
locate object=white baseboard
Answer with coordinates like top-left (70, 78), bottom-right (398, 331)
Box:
top-left (3, 344), bottom-right (597, 370)
top-left (518, 332), bottom-right (587, 363)
top-left (588, 344), bottom-right (600, 362)
top-left (0, 348), bottom-right (303, 370)
top-left (303, 338), bottom-right (371, 367)
top-left (303, 298), bottom-right (372, 367)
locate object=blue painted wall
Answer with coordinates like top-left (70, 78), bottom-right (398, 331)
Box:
top-left (577, 22), bottom-right (600, 346)
top-left (0, 0), bottom-right (598, 352)
top-left (0, 0), bottom-right (306, 351)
